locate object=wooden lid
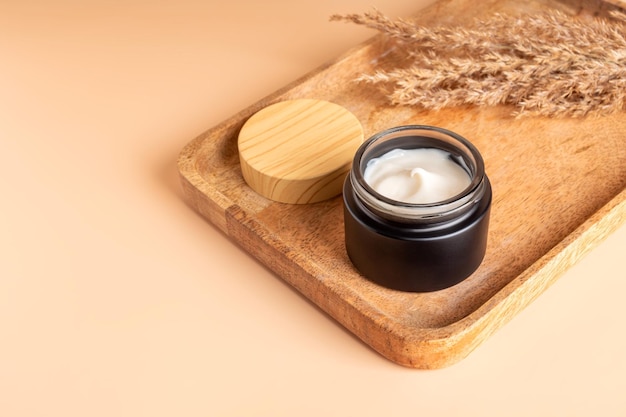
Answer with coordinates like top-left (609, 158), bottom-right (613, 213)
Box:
top-left (237, 99), bottom-right (364, 204)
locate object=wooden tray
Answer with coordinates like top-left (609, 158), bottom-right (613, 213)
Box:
top-left (178, 0), bottom-right (626, 368)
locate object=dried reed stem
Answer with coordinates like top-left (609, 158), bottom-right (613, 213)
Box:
top-left (330, 9), bottom-right (626, 117)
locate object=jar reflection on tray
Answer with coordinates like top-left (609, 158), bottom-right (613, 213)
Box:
top-left (342, 125), bottom-right (492, 292)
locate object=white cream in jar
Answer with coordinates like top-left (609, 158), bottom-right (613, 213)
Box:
top-left (363, 148), bottom-right (471, 204)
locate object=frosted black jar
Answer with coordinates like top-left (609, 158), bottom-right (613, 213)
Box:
top-left (343, 125), bottom-right (492, 292)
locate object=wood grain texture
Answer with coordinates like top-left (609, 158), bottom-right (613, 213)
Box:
top-left (603, 0), bottom-right (626, 8)
top-left (238, 99), bottom-right (363, 204)
top-left (178, 0), bottom-right (626, 368)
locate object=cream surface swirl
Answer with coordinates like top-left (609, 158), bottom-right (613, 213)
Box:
top-left (363, 148), bottom-right (471, 204)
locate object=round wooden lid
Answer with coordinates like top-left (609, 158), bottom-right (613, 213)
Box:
top-left (238, 99), bottom-right (364, 204)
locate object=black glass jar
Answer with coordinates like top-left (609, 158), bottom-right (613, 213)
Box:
top-left (343, 125), bottom-right (492, 292)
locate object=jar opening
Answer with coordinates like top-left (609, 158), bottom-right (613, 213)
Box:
top-left (350, 125), bottom-right (486, 223)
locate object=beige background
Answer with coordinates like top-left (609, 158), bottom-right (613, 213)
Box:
top-left (2, 0), bottom-right (625, 415)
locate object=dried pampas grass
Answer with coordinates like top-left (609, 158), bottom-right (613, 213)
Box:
top-left (330, 9), bottom-right (626, 117)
